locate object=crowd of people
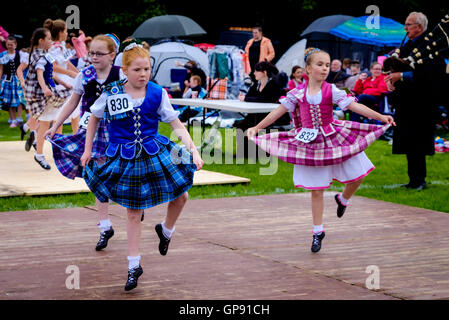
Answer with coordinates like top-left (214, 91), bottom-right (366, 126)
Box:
top-left (0, 10), bottom-right (445, 291)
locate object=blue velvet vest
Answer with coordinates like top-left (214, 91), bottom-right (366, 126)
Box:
top-left (43, 55), bottom-right (55, 87)
top-left (80, 65), bottom-right (121, 115)
top-left (103, 80), bottom-right (169, 159)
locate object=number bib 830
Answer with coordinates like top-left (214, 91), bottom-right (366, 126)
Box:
top-left (294, 127), bottom-right (319, 143)
top-left (79, 111), bottom-right (91, 129)
top-left (107, 94), bottom-right (132, 116)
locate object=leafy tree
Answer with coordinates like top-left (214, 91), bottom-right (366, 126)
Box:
top-left (102, 0), bottom-right (166, 38)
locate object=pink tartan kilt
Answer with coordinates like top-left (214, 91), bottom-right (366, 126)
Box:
top-left (251, 121), bottom-right (390, 166)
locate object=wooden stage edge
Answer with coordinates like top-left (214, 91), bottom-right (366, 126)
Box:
top-left (1, 192), bottom-right (449, 300)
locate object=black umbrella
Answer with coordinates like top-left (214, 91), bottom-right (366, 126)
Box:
top-left (132, 15), bottom-right (207, 40)
top-left (301, 15), bottom-right (354, 37)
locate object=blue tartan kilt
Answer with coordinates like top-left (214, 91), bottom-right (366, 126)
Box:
top-left (0, 75), bottom-right (26, 107)
top-left (84, 138), bottom-right (197, 210)
top-left (48, 119), bottom-right (109, 179)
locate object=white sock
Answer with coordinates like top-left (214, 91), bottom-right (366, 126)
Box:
top-left (23, 123), bottom-right (29, 132)
top-left (161, 221), bottom-right (175, 239)
top-left (313, 225), bottom-right (324, 234)
top-left (98, 219), bottom-right (112, 233)
top-left (338, 193), bottom-right (350, 206)
top-left (35, 153), bottom-right (45, 160)
top-left (127, 255), bottom-right (141, 270)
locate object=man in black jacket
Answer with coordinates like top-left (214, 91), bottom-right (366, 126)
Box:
top-left (385, 12), bottom-right (446, 190)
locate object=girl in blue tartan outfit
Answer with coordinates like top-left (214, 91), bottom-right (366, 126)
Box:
top-left (46, 34), bottom-right (123, 252)
top-left (81, 42), bottom-right (204, 291)
top-left (0, 36), bottom-right (27, 128)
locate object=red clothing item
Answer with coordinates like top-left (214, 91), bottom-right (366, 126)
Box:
top-left (353, 74), bottom-right (388, 96)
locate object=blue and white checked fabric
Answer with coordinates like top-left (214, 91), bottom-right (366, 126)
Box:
top-left (84, 138), bottom-right (196, 209)
top-left (48, 120), bottom-right (109, 179)
top-left (0, 75), bottom-right (26, 107)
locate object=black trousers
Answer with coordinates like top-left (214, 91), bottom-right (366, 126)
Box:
top-left (406, 153), bottom-right (427, 185)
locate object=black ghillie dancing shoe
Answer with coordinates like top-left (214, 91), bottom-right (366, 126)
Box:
top-left (124, 265), bottom-right (143, 291)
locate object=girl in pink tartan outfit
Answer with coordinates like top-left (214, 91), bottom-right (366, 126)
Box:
top-left (248, 48), bottom-right (395, 253)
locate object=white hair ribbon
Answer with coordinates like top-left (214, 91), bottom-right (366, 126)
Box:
top-left (124, 43), bottom-right (143, 52)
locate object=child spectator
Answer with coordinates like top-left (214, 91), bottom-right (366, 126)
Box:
top-left (344, 60), bottom-right (361, 92)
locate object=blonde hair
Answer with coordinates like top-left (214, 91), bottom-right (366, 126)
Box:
top-left (91, 34), bottom-right (117, 60)
top-left (122, 45), bottom-right (151, 69)
top-left (190, 75), bottom-right (202, 86)
top-left (304, 47), bottom-right (330, 75)
top-left (142, 41), bottom-right (150, 51)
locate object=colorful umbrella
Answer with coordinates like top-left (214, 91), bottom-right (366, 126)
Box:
top-left (329, 16), bottom-right (407, 47)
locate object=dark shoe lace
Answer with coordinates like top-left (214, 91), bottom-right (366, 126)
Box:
top-left (312, 234), bottom-right (321, 246)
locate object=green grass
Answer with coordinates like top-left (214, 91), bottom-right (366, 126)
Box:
top-left (1, 110), bottom-right (448, 213)
top-left (0, 110), bottom-right (73, 141)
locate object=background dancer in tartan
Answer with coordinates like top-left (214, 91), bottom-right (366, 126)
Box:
top-left (22, 27), bottom-right (69, 170)
top-left (45, 34), bottom-right (124, 251)
top-left (80, 42), bottom-right (203, 291)
top-left (248, 47), bottom-right (395, 253)
top-left (44, 18), bottom-right (80, 134)
top-left (0, 36), bottom-right (27, 128)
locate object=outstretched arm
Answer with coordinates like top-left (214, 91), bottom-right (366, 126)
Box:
top-left (347, 101), bottom-right (395, 125)
top-left (16, 62), bottom-right (27, 88)
top-left (170, 118), bottom-right (204, 170)
top-left (45, 93), bottom-right (82, 139)
top-left (247, 104), bottom-right (289, 139)
top-left (53, 62), bottom-right (78, 78)
top-left (80, 115), bottom-right (100, 167)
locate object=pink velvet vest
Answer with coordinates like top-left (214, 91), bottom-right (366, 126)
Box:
top-left (290, 81), bottom-right (344, 136)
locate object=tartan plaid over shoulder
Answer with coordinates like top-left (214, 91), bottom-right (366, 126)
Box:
top-left (103, 79), bottom-right (129, 121)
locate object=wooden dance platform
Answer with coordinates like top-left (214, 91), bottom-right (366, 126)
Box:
top-left (0, 141), bottom-right (250, 197)
top-left (1, 192), bottom-right (448, 300)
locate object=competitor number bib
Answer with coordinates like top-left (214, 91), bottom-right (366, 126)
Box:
top-left (295, 128), bottom-right (318, 143)
top-left (107, 94), bottom-right (132, 116)
top-left (79, 111), bottom-right (91, 129)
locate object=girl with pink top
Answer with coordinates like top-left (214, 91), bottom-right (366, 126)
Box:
top-left (247, 48), bottom-right (395, 253)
